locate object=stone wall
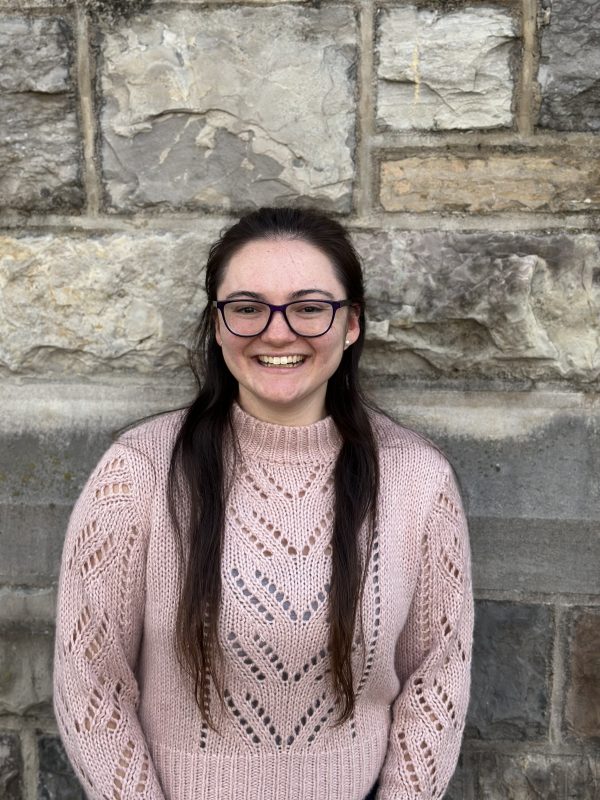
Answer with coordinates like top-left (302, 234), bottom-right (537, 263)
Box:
top-left (0, 0), bottom-right (599, 797)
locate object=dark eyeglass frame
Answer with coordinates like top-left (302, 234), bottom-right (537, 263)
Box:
top-left (213, 299), bottom-right (355, 338)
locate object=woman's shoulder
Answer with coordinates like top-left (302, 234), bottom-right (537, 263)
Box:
top-left (115, 408), bottom-right (187, 470)
top-left (369, 409), bottom-right (451, 471)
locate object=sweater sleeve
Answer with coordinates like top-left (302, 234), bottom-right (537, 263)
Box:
top-left (53, 443), bottom-right (166, 800)
top-left (377, 466), bottom-right (474, 800)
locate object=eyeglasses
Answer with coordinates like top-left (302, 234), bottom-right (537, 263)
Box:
top-left (213, 299), bottom-right (354, 338)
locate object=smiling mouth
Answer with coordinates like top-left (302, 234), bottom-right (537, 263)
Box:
top-left (256, 355), bottom-right (306, 367)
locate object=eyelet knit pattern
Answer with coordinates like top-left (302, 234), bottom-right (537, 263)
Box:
top-left (54, 404), bottom-right (474, 800)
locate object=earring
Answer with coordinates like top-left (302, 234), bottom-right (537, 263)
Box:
top-left (345, 339), bottom-right (350, 348)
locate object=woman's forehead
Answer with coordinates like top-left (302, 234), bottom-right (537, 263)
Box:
top-left (220, 238), bottom-right (344, 294)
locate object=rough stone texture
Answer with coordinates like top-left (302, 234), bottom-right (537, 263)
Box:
top-left (100, 7), bottom-right (357, 212)
top-left (0, 16), bottom-right (82, 211)
top-left (539, 0), bottom-right (600, 132)
top-left (353, 230), bottom-right (600, 384)
top-left (379, 151), bottom-right (600, 213)
top-left (466, 602), bottom-right (552, 740)
top-left (0, 228), bottom-right (221, 375)
top-left (565, 609), bottom-right (600, 740)
top-left (3, 229), bottom-right (600, 385)
top-left (472, 751), bottom-right (600, 800)
top-left (37, 736), bottom-right (85, 800)
top-left (0, 733), bottom-right (23, 800)
top-left (377, 7), bottom-right (516, 131)
top-left (0, 627), bottom-right (53, 715)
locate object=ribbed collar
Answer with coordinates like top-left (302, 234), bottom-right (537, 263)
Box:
top-left (231, 403), bottom-right (342, 465)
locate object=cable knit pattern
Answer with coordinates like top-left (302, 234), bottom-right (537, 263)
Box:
top-left (54, 404), bottom-right (473, 800)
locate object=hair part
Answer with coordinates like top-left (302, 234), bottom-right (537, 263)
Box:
top-left (168, 206), bottom-right (379, 727)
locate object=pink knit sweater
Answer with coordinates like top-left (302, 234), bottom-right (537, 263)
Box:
top-left (54, 404), bottom-right (473, 800)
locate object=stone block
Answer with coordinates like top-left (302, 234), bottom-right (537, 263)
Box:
top-left (0, 503), bottom-right (72, 584)
top-left (468, 518), bottom-right (600, 597)
top-left (100, 6), bottom-right (357, 212)
top-left (0, 627), bottom-right (53, 715)
top-left (472, 751), bottom-right (600, 800)
top-left (565, 609), bottom-right (600, 740)
top-left (38, 736), bottom-right (85, 800)
top-left (466, 602), bottom-right (552, 740)
top-left (353, 230), bottom-right (600, 384)
top-left (0, 228), bottom-right (221, 376)
top-left (377, 6), bottom-right (516, 131)
top-left (0, 16), bottom-right (82, 211)
top-left (539, 0), bottom-right (600, 131)
top-left (0, 733), bottom-right (23, 800)
top-left (0, 587), bottom-right (56, 625)
top-left (379, 151), bottom-right (600, 214)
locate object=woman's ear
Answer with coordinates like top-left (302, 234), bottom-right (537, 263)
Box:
top-left (345, 304), bottom-right (361, 346)
top-left (213, 307), bottom-right (223, 347)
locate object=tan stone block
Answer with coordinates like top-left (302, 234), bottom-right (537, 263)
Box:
top-left (380, 152), bottom-right (600, 213)
top-left (566, 610), bottom-right (600, 738)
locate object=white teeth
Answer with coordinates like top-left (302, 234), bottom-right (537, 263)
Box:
top-left (257, 355), bottom-right (306, 366)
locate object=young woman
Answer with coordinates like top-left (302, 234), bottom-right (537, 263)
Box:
top-left (54, 207), bottom-right (474, 800)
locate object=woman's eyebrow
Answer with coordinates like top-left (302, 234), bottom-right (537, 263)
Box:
top-left (223, 288), bottom-right (336, 300)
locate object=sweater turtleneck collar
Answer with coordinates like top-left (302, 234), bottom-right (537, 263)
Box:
top-left (231, 402), bottom-right (342, 465)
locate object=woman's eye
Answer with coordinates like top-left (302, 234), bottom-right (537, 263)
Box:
top-left (232, 304), bottom-right (260, 314)
top-left (299, 305), bottom-right (325, 314)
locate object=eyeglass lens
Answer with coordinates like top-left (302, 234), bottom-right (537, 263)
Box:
top-left (224, 300), bottom-right (335, 336)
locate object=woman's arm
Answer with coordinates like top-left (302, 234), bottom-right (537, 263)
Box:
top-left (53, 443), bottom-right (166, 800)
top-left (377, 466), bottom-right (474, 799)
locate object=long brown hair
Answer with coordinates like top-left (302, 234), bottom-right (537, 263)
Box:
top-left (168, 207), bottom-right (380, 727)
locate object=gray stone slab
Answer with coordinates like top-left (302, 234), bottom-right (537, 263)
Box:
top-left (0, 503), bottom-right (73, 584)
top-left (0, 587), bottom-right (56, 625)
top-left (539, 0), bottom-right (600, 131)
top-left (37, 736), bottom-right (85, 800)
top-left (353, 230), bottom-right (600, 384)
top-left (466, 602), bottom-right (552, 740)
top-left (469, 518), bottom-right (600, 597)
top-left (472, 751), bottom-right (600, 800)
top-left (0, 733), bottom-right (23, 800)
top-left (377, 6), bottom-right (516, 130)
top-left (99, 6), bottom-right (356, 212)
top-left (0, 626), bottom-right (53, 715)
top-left (0, 16), bottom-right (82, 211)
top-left (1, 382), bottom-right (599, 596)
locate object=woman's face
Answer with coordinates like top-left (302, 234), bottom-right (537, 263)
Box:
top-left (214, 237), bottom-right (360, 426)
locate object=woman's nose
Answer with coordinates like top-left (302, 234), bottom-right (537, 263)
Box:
top-left (260, 310), bottom-right (297, 342)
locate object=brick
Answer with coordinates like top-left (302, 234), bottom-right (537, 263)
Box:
top-left (100, 6), bottom-right (357, 212)
top-left (0, 733), bottom-right (23, 800)
top-left (565, 609), bottom-right (600, 739)
top-left (0, 16), bottom-right (82, 211)
top-left (379, 151), bottom-right (600, 214)
top-left (539, 0), bottom-right (600, 131)
top-left (377, 6), bottom-right (516, 131)
top-left (466, 602), bottom-right (552, 740)
top-left (37, 736), bottom-right (85, 800)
